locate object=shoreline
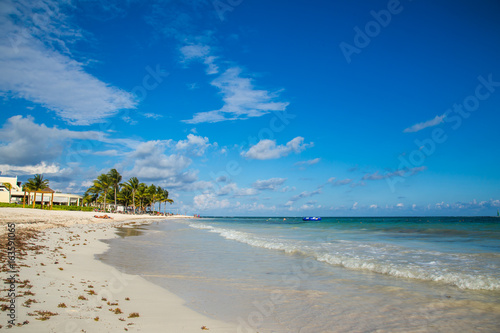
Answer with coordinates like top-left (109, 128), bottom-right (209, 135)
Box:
top-left (0, 208), bottom-right (238, 332)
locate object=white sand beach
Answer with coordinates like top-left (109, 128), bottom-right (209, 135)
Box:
top-left (0, 208), bottom-right (239, 332)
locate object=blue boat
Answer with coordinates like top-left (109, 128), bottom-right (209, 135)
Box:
top-left (303, 217), bottom-right (321, 221)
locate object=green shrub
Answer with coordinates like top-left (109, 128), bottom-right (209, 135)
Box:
top-left (0, 203), bottom-right (93, 211)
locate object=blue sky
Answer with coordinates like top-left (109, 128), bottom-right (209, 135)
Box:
top-left (0, 0), bottom-right (499, 216)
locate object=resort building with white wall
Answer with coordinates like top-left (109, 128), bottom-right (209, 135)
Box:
top-left (0, 176), bottom-right (83, 206)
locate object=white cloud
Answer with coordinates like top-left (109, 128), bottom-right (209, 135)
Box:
top-left (180, 44), bottom-right (211, 60)
top-left (252, 178), bottom-right (287, 191)
top-left (352, 202), bottom-right (358, 210)
top-left (124, 140), bottom-right (196, 188)
top-left (0, 162), bottom-right (61, 175)
top-left (122, 116), bottom-right (138, 125)
top-left (217, 183), bottom-right (237, 196)
top-left (350, 181), bottom-right (366, 188)
top-left (216, 183), bottom-right (258, 197)
top-left (81, 180), bottom-right (93, 188)
top-left (362, 166), bottom-right (427, 180)
top-left (295, 158), bottom-right (321, 167)
top-left (369, 204), bottom-right (378, 209)
top-left (146, 2), bottom-right (289, 125)
top-left (281, 186), bottom-right (296, 192)
top-left (179, 44), bottom-right (219, 75)
top-left (143, 113), bottom-right (163, 119)
top-left (175, 134), bottom-right (212, 157)
top-left (396, 203), bottom-right (404, 207)
top-left (194, 192), bottom-right (230, 210)
top-left (240, 202), bottom-right (277, 212)
top-left (299, 203), bottom-right (315, 210)
top-left (403, 114), bottom-right (446, 133)
top-left (242, 137), bottom-right (313, 160)
top-left (327, 177), bottom-right (353, 186)
top-left (0, 0), bottom-right (136, 125)
top-left (184, 67), bottom-right (289, 123)
top-left (0, 115), bottom-right (106, 166)
top-left (285, 188), bottom-right (322, 206)
top-left (432, 199), bottom-right (500, 211)
top-left (215, 175), bottom-right (229, 183)
top-left (234, 187), bottom-right (258, 197)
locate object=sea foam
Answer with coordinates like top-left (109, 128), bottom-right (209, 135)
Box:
top-left (189, 223), bottom-right (500, 290)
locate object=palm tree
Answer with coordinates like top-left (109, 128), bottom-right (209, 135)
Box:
top-left (161, 188), bottom-right (173, 214)
top-left (93, 173), bottom-right (111, 212)
top-left (135, 183), bottom-right (148, 213)
top-left (2, 182), bottom-right (12, 204)
top-left (25, 174), bottom-right (49, 208)
top-left (83, 189), bottom-right (98, 207)
top-left (107, 169), bottom-right (122, 211)
top-left (117, 186), bottom-right (133, 209)
top-left (147, 184), bottom-right (158, 213)
top-left (155, 185), bottom-right (163, 213)
top-left (124, 177), bottom-right (140, 214)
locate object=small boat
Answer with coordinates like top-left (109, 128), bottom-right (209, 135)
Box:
top-left (303, 217), bottom-right (321, 221)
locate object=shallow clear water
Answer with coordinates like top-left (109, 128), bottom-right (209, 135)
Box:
top-left (100, 217), bottom-right (500, 332)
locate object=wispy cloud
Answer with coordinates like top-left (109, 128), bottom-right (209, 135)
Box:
top-left (122, 116), bottom-right (138, 125)
top-left (285, 188), bottom-right (322, 206)
top-left (216, 183), bottom-right (258, 197)
top-left (295, 158), bottom-right (321, 167)
top-left (433, 199), bottom-right (500, 211)
top-left (350, 181), bottom-right (366, 188)
top-left (252, 178), bottom-right (287, 191)
top-left (143, 113), bottom-right (164, 119)
top-left (0, 0), bottom-right (136, 125)
top-left (145, 1), bottom-right (289, 125)
top-left (180, 43), bottom-right (219, 74)
top-left (242, 137), bottom-right (313, 160)
top-left (362, 166), bottom-right (427, 180)
top-left (281, 186), bottom-right (296, 192)
top-left (93, 150), bottom-right (121, 157)
top-left (184, 66), bottom-right (289, 123)
top-left (403, 114), bottom-right (446, 133)
top-left (327, 177), bottom-right (353, 186)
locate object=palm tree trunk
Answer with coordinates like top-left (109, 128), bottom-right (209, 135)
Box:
top-left (32, 192), bottom-right (36, 209)
top-left (41, 192), bottom-right (44, 209)
top-left (132, 190), bottom-right (136, 214)
top-left (114, 187), bottom-right (117, 212)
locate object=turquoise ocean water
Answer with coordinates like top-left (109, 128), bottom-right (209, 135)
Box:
top-left (100, 217), bottom-right (500, 332)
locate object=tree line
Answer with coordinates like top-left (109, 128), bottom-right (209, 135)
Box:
top-left (84, 169), bottom-right (174, 214)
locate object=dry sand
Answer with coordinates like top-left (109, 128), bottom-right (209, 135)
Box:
top-left (0, 208), bottom-right (239, 332)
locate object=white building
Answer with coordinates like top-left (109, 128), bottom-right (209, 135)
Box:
top-left (0, 176), bottom-right (83, 206)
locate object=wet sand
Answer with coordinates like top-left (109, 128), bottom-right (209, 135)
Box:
top-left (0, 208), bottom-right (238, 332)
